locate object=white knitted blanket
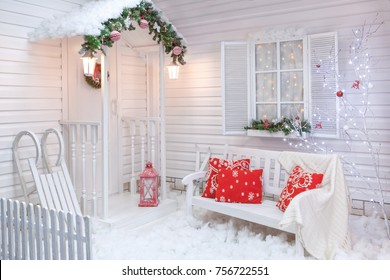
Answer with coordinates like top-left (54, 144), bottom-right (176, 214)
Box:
top-left (278, 151), bottom-right (351, 259)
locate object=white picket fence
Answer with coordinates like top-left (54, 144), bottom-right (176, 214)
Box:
top-left (0, 198), bottom-right (92, 260)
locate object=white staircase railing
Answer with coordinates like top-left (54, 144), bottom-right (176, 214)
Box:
top-left (60, 121), bottom-right (101, 218)
top-left (122, 117), bottom-right (161, 196)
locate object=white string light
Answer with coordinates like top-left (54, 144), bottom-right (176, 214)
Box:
top-left (281, 15), bottom-right (389, 238)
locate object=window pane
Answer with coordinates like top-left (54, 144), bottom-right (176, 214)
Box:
top-left (256, 73), bottom-right (277, 102)
top-left (281, 71), bottom-right (303, 101)
top-left (281, 103), bottom-right (304, 119)
top-left (256, 43), bottom-right (277, 71)
top-left (280, 40), bottom-right (303, 70)
top-left (256, 104), bottom-right (277, 120)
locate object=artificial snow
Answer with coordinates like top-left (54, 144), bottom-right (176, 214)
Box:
top-left (30, 0), bottom-right (187, 47)
top-left (30, 0), bottom-right (142, 40)
top-left (92, 193), bottom-right (390, 260)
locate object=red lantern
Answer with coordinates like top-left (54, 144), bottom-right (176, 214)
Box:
top-left (138, 162), bottom-right (159, 207)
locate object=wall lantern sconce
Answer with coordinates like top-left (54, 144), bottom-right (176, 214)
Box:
top-left (167, 61), bottom-right (180, 80)
top-left (81, 51), bottom-right (97, 77)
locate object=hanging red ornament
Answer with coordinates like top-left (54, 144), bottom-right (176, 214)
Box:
top-left (109, 30), bottom-right (121, 42)
top-left (351, 80), bottom-right (360, 89)
top-left (139, 19), bottom-right (149, 29)
top-left (172, 46), bottom-right (182, 56)
top-left (316, 64), bottom-right (321, 68)
top-left (315, 121), bottom-right (323, 129)
top-left (336, 90), bottom-right (344, 97)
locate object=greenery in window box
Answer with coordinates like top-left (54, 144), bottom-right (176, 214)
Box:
top-left (244, 117), bottom-right (311, 136)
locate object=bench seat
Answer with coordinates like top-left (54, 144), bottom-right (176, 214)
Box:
top-left (191, 196), bottom-right (295, 234)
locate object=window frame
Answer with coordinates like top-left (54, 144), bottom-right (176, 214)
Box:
top-left (249, 37), bottom-right (309, 122)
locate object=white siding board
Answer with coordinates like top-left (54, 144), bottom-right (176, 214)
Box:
top-left (0, 10), bottom-right (43, 27)
top-left (165, 107), bottom-right (222, 116)
top-left (0, 111), bottom-right (62, 124)
top-left (0, 87), bottom-right (62, 99)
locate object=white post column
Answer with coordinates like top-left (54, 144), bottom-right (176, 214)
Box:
top-left (159, 45), bottom-right (167, 201)
top-left (101, 48), bottom-right (109, 219)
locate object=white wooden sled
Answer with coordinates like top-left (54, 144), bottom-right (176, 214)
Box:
top-left (12, 129), bottom-right (81, 215)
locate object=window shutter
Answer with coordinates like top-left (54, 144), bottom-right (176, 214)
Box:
top-left (308, 32), bottom-right (339, 138)
top-left (221, 42), bottom-right (250, 135)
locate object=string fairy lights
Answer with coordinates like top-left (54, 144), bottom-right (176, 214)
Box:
top-left (283, 15), bottom-right (389, 238)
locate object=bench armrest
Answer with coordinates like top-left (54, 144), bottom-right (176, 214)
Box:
top-left (182, 171), bottom-right (207, 185)
top-left (183, 171), bottom-right (207, 215)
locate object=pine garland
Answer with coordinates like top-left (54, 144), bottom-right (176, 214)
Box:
top-left (79, 0), bottom-right (187, 65)
top-left (245, 117), bottom-right (311, 136)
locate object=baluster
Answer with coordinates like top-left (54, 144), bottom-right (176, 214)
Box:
top-left (80, 125), bottom-right (87, 214)
top-left (130, 120), bottom-right (137, 195)
top-left (91, 125), bottom-right (98, 217)
top-left (70, 125), bottom-right (77, 187)
top-left (139, 120), bottom-right (146, 171)
top-left (150, 120), bottom-right (156, 165)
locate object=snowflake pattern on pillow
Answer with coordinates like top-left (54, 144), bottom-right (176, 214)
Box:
top-left (202, 158), bottom-right (250, 198)
top-left (215, 169), bottom-right (263, 204)
top-left (276, 165), bottom-right (324, 212)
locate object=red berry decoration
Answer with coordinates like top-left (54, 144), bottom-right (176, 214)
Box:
top-left (109, 30), bottom-right (121, 42)
top-left (139, 19), bottom-right (148, 29)
top-left (336, 90), bottom-right (344, 97)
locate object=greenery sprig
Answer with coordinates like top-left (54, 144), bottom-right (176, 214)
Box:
top-left (79, 0), bottom-right (186, 65)
top-left (244, 117), bottom-right (311, 136)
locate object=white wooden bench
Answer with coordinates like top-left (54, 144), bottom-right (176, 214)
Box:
top-left (182, 145), bottom-right (305, 256)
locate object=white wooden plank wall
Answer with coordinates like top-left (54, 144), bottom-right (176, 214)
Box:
top-left (0, 0), bottom-right (88, 200)
top-left (119, 44), bottom-right (148, 184)
top-left (155, 0), bottom-right (390, 201)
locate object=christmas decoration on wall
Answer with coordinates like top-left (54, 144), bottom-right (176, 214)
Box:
top-left (84, 63), bottom-right (102, 89)
top-left (281, 15), bottom-right (389, 238)
top-left (79, 0), bottom-right (187, 66)
top-left (245, 117), bottom-right (311, 136)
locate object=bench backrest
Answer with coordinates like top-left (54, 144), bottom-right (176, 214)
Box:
top-left (225, 147), bottom-right (288, 197)
top-left (195, 145), bottom-right (289, 197)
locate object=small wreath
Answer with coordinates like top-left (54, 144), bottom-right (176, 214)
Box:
top-left (84, 63), bottom-right (101, 89)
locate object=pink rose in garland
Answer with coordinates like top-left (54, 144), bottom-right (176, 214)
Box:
top-left (139, 19), bottom-right (149, 29)
top-left (172, 46), bottom-right (182, 56)
top-left (110, 30), bottom-right (121, 42)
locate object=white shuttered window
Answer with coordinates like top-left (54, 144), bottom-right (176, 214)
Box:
top-left (222, 32), bottom-right (339, 138)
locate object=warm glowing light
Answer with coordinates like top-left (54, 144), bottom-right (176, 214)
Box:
top-left (167, 61), bottom-right (180, 80)
top-left (81, 51), bottom-right (97, 77)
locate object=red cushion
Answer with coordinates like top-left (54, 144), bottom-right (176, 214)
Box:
top-left (215, 169), bottom-right (263, 204)
top-left (276, 165), bottom-right (324, 212)
top-left (202, 158), bottom-right (250, 198)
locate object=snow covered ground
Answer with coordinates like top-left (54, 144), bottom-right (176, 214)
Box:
top-left (92, 194), bottom-right (390, 260)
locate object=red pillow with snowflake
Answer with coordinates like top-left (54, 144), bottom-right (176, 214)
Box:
top-left (215, 169), bottom-right (263, 204)
top-left (276, 165), bottom-right (324, 212)
top-left (202, 158), bottom-right (250, 198)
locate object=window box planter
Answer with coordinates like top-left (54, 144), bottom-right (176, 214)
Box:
top-left (246, 130), bottom-right (308, 138)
